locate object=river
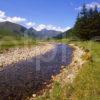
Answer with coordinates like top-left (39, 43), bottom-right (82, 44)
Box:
top-left (0, 43), bottom-right (73, 99)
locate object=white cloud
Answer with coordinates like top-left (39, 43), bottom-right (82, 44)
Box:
top-left (34, 24), bottom-right (47, 31)
top-left (26, 22), bottom-right (36, 27)
top-left (75, 2), bottom-right (100, 11)
top-left (75, 7), bottom-right (82, 11)
top-left (33, 24), bottom-right (71, 32)
top-left (0, 10), bottom-right (26, 23)
top-left (0, 9), bottom-right (71, 32)
top-left (86, 2), bottom-right (100, 9)
top-left (0, 10), bottom-right (6, 18)
top-left (6, 16), bottom-right (26, 23)
top-left (0, 18), bottom-right (6, 22)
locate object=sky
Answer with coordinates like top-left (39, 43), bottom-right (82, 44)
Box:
top-left (0, 0), bottom-right (100, 31)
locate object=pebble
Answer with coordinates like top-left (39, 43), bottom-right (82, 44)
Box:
top-left (32, 94), bottom-right (36, 97)
top-left (0, 44), bottom-right (55, 68)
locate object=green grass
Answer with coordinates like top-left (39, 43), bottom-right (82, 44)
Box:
top-left (0, 37), bottom-right (37, 51)
top-left (69, 41), bottom-right (100, 100)
top-left (36, 40), bottom-right (100, 100)
top-left (0, 29), bottom-right (37, 51)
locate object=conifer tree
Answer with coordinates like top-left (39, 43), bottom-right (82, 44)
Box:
top-left (73, 4), bottom-right (100, 40)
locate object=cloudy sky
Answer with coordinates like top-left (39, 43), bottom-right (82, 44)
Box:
top-left (0, 0), bottom-right (100, 32)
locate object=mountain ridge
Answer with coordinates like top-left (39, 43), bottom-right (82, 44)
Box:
top-left (0, 21), bottom-right (61, 39)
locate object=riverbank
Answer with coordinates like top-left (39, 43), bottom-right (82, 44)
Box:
top-left (51, 44), bottom-right (86, 84)
top-left (28, 43), bottom-right (86, 100)
top-left (34, 41), bottom-right (100, 100)
top-left (0, 43), bottom-right (55, 69)
top-left (0, 43), bottom-right (73, 99)
top-left (0, 41), bottom-right (99, 100)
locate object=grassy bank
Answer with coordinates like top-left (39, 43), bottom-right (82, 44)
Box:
top-left (0, 29), bottom-right (37, 52)
top-left (0, 37), bottom-right (37, 53)
top-left (67, 41), bottom-right (100, 100)
top-left (36, 40), bottom-right (100, 100)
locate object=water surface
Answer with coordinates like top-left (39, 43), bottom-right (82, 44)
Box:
top-left (0, 44), bottom-right (73, 99)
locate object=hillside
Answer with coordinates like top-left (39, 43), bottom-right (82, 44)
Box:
top-left (0, 21), bottom-right (62, 50)
top-left (0, 21), bottom-right (61, 39)
top-left (0, 21), bottom-right (36, 50)
top-left (26, 28), bottom-right (61, 39)
top-left (0, 21), bottom-right (27, 37)
top-left (37, 29), bottom-right (61, 39)
top-left (54, 29), bottom-right (73, 39)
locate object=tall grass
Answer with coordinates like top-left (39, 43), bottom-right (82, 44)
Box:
top-left (36, 40), bottom-right (100, 100)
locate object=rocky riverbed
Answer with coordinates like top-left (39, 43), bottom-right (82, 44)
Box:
top-left (0, 43), bottom-right (55, 69)
top-left (0, 43), bottom-right (73, 100)
top-left (29, 44), bottom-right (86, 100)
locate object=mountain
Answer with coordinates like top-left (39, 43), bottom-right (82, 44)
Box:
top-left (25, 27), bottom-right (36, 37)
top-left (36, 29), bottom-right (61, 39)
top-left (24, 27), bottom-right (61, 39)
top-left (54, 29), bottom-right (73, 39)
top-left (0, 21), bottom-right (27, 37)
top-left (0, 21), bottom-right (61, 39)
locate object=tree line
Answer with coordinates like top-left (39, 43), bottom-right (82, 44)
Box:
top-left (73, 4), bottom-right (100, 40)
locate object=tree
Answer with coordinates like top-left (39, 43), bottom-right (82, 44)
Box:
top-left (73, 4), bottom-right (100, 40)
top-left (80, 4), bottom-right (88, 18)
top-left (88, 8), bottom-right (94, 18)
top-left (94, 5), bottom-right (98, 15)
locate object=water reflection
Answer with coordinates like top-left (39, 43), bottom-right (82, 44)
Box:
top-left (0, 44), bottom-right (73, 99)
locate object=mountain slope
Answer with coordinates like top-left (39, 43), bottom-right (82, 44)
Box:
top-left (25, 27), bottom-right (37, 38)
top-left (0, 21), bottom-right (62, 39)
top-left (0, 21), bottom-right (27, 37)
top-left (0, 22), bottom-right (36, 50)
top-left (54, 29), bottom-right (73, 39)
top-left (36, 29), bottom-right (61, 39)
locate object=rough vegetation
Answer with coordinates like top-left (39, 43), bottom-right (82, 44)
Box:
top-left (0, 28), bottom-right (36, 51)
top-left (34, 41), bottom-right (100, 100)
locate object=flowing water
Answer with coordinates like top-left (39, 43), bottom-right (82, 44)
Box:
top-left (0, 44), bottom-right (73, 99)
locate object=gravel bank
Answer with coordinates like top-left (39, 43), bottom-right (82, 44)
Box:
top-left (52, 44), bottom-right (85, 84)
top-left (31, 44), bottom-right (86, 100)
top-left (0, 43), bottom-right (73, 99)
top-left (0, 43), bottom-right (55, 69)
top-left (46, 44), bottom-right (86, 87)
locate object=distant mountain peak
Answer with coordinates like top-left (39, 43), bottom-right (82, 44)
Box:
top-left (28, 27), bottom-right (34, 30)
top-left (0, 21), bottom-right (62, 39)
